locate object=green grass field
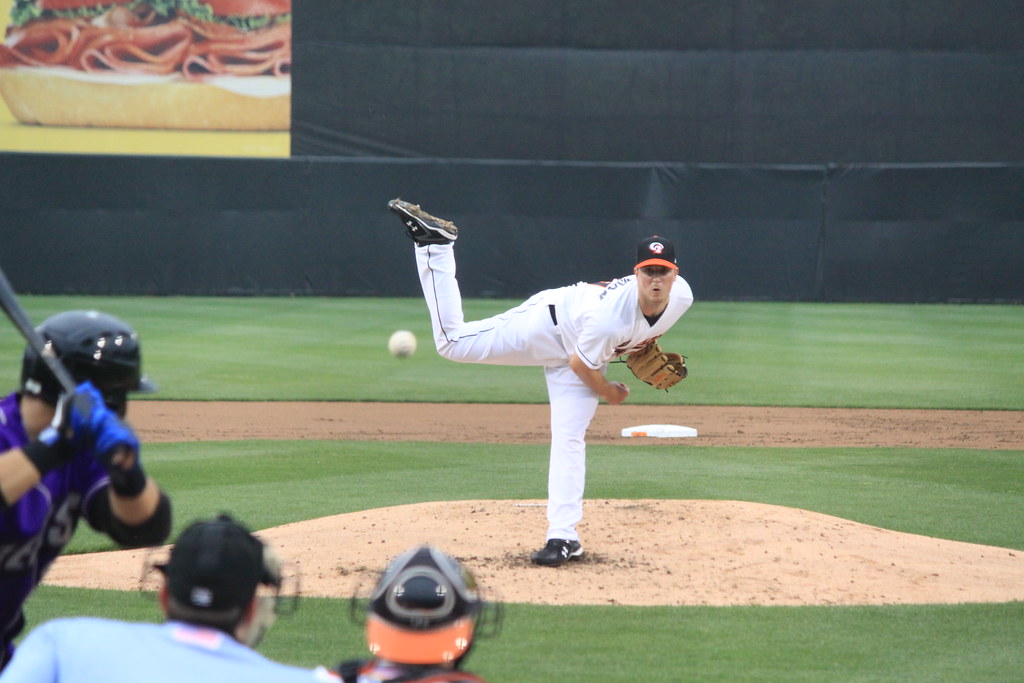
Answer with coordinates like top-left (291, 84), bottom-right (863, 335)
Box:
top-left (2, 296), bottom-right (1021, 408)
top-left (8, 296), bottom-right (1024, 681)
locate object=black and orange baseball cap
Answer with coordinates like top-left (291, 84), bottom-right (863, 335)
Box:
top-left (635, 236), bottom-right (678, 270)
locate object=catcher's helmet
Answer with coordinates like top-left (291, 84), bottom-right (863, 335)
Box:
top-left (365, 545), bottom-right (484, 666)
top-left (20, 310), bottom-right (155, 416)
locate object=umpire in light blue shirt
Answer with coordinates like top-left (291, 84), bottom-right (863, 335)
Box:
top-left (0, 514), bottom-right (327, 683)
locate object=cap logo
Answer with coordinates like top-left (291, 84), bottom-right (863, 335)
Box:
top-left (190, 586), bottom-right (214, 607)
top-left (648, 242), bottom-right (666, 255)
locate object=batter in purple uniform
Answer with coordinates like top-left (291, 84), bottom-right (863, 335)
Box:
top-left (0, 310), bottom-right (172, 670)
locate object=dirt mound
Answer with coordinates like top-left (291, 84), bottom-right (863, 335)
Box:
top-left (46, 499), bottom-right (1024, 606)
top-left (43, 403), bottom-right (1024, 605)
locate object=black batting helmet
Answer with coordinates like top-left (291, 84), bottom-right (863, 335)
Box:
top-left (20, 310), bottom-right (156, 416)
top-left (365, 545), bottom-right (485, 666)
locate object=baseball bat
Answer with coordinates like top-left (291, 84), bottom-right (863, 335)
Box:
top-left (0, 264), bottom-right (77, 394)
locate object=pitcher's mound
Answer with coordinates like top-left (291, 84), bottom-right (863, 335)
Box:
top-left (45, 499), bottom-right (1024, 606)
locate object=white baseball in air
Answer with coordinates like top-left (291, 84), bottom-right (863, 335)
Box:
top-left (388, 330), bottom-right (417, 358)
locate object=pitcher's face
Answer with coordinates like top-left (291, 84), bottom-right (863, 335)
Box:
top-left (635, 265), bottom-right (676, 314)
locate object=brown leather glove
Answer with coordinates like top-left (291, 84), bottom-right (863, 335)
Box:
top-left (625, 343), bottom-right (687, 390)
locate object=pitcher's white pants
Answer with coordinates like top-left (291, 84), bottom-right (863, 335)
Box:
top-left (416, 244), bottom-right (600, 541)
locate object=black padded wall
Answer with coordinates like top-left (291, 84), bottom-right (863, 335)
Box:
top-left (292, 0), bottom-right (1024, 163)
top-left (2, 154), bottom-right (1020, 302)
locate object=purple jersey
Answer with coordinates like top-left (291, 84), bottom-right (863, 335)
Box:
top-left (0, 392), bottom-right (111, 665)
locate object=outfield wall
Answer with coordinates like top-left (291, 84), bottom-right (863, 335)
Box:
top-left (3, 155), bottom-right (1021, 302)
top-left (293, 0), bottom-right (1024, 163)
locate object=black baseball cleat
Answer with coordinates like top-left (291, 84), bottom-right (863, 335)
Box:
top-left (531, 539), bottom-right (583, 567)
top-left (388, 198), bottom-right (459, 245)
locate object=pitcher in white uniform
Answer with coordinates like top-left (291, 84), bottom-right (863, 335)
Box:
top-left (388, 199), bottom-right (694, 567)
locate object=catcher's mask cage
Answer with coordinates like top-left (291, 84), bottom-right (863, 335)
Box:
top-left (352, 545), bottom-right (502, 666)
top-left (21, 310), bottom-right (156, 416)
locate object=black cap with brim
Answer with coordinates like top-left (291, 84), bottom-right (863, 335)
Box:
top-left (158, 515), bottom-right (264, 613)
top-left (636, 236), bottom-right (678, 270)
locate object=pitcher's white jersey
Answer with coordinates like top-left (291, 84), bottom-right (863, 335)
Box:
top-left (546, 275), bottom-right (693, 369)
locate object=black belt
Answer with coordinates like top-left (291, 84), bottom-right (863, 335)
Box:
top-left (548, 304), bottom-right (558, 326)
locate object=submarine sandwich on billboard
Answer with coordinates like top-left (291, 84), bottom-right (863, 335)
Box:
top-left (0, 0), bottom-right (291, 130)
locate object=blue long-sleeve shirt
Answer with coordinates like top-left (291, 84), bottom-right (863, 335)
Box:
top-left (0, 618), bottom-right (326, 683)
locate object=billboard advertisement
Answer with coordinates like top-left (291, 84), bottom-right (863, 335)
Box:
top-left (0, 0), bottom-right (289, 157)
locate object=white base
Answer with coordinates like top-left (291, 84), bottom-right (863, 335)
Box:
top-left (621, 424), bottom-right (698, 438)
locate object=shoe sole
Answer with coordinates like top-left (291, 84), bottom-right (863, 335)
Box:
top-left (388, 199), bottom-right (458, 241)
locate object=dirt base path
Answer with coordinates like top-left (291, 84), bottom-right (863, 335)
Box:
top-left (44, 402), bottom-right (1024, 606)
top-left (127, 401), bottom-right (1022, 449)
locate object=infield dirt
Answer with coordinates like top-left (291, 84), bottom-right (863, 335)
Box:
top-left (44, 402), bottom-right (1024, 606)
